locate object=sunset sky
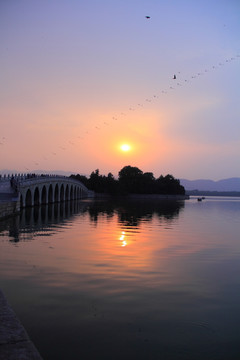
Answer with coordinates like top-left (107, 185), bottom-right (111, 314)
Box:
top-left (1, 0), bottom-right (239, 180)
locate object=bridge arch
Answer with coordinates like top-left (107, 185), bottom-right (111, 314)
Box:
top-left (65, 185), bottom-right (69, 201)
top-left (26, 189), bottom-right (32, 207)
top-left (60, 184), bottom-right (64, 202)
top-left (41, 185), bottom-right (47, 205)
top-left (70, 185), bottom-right (73, 200)
top-left (54, 184), bottom-right (59, 202)
top-left (34, 187), bottom-right (40, 206)
top-left (48, 184), bottom-right (53, 203)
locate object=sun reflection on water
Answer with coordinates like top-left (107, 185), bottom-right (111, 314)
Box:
top-left (119, 231), bottom-right (127, 247)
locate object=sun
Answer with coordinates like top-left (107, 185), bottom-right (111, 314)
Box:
top-left (120, 144), bottom-right (131, 152)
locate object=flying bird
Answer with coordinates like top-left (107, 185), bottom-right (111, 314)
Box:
top-left (145, 16), bottom-right (150, 19)
top-left (173, 74), bottom-right (176, 79)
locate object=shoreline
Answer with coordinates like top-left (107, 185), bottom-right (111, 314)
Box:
top-left (0, 289), bottom-right (42, 360)
top-left (94, 193), bottom-right (189, 200)
top-left (0, 200), bottom-right (20, 220)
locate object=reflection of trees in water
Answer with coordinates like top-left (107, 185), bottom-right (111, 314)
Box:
top-left (0, 199), bottom-right (185, 243)
top-left (87, 199), bottom-right (185, 227)
top-left (87, 201), bottom-right (115, 223)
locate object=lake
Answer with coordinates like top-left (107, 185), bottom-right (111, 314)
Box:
top-left (1, 196), bottom-right (240, 359)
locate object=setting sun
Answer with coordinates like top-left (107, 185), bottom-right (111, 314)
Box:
top-left (120, 144), bottom-right (131, 152)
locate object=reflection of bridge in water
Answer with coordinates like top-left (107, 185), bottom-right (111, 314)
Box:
top-left (1, 200), bottom-right (91, 243)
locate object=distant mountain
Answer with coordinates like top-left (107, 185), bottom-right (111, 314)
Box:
top-left (180, 178), bottom-right (240, 192)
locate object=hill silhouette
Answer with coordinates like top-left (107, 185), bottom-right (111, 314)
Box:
top-left (180, 177), bottom-right (240, 192)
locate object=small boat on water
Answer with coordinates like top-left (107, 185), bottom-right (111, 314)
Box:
top-left (197, 198), bottom-right (202, 201)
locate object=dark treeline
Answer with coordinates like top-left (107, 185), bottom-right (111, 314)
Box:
top-left (70, 165), bottom-right (185, 195)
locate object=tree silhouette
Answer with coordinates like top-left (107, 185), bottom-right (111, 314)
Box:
top-left (118, 165), bottom-right (143, 193)
top-left (71, 165), bottom-right (185, 195)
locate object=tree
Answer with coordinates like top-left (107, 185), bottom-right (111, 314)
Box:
top-left (118, 166), bottom-right (143, 193)
top-left (142, 172), bottom-right (155, 193)
top-left (156, 174), bottom-right (185, 195)
top-left (88, 169), bottom-right (101, 192)
top-left (70, 174), bottom-right (89, 187)
top-left (106, 172), bottom-right (118, 194)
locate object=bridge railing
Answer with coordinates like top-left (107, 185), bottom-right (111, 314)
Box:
top-left (0, 173), bottom-right (69, 181)
top-left (0, 174), bottom-right (89, 193)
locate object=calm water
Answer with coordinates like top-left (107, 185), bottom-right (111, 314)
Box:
top-left (1, 197), bottom-right (240, 360)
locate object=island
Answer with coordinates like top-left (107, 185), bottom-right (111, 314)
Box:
top-left (71, 165), bottom-right (188, 199)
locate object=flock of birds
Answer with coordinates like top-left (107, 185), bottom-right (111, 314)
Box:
top-left (1, 13), bottom-right (239, 172)
top-left (34, 53), bottom-right (238, 169)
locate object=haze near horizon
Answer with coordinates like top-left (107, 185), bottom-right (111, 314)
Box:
top-left (1, 0), bottom-right (240, 181)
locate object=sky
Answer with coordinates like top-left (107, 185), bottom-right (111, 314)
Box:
top-left (0, 0), bottom-right (240, 180)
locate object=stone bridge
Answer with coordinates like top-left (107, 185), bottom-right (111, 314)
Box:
top-left (0, 174), bottom-right (93, 209)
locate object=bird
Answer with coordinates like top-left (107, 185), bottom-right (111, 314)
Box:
top-left (145, 16), bottom-right (150, 19)
top-left (173, 74), bottom-right (176, 79)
